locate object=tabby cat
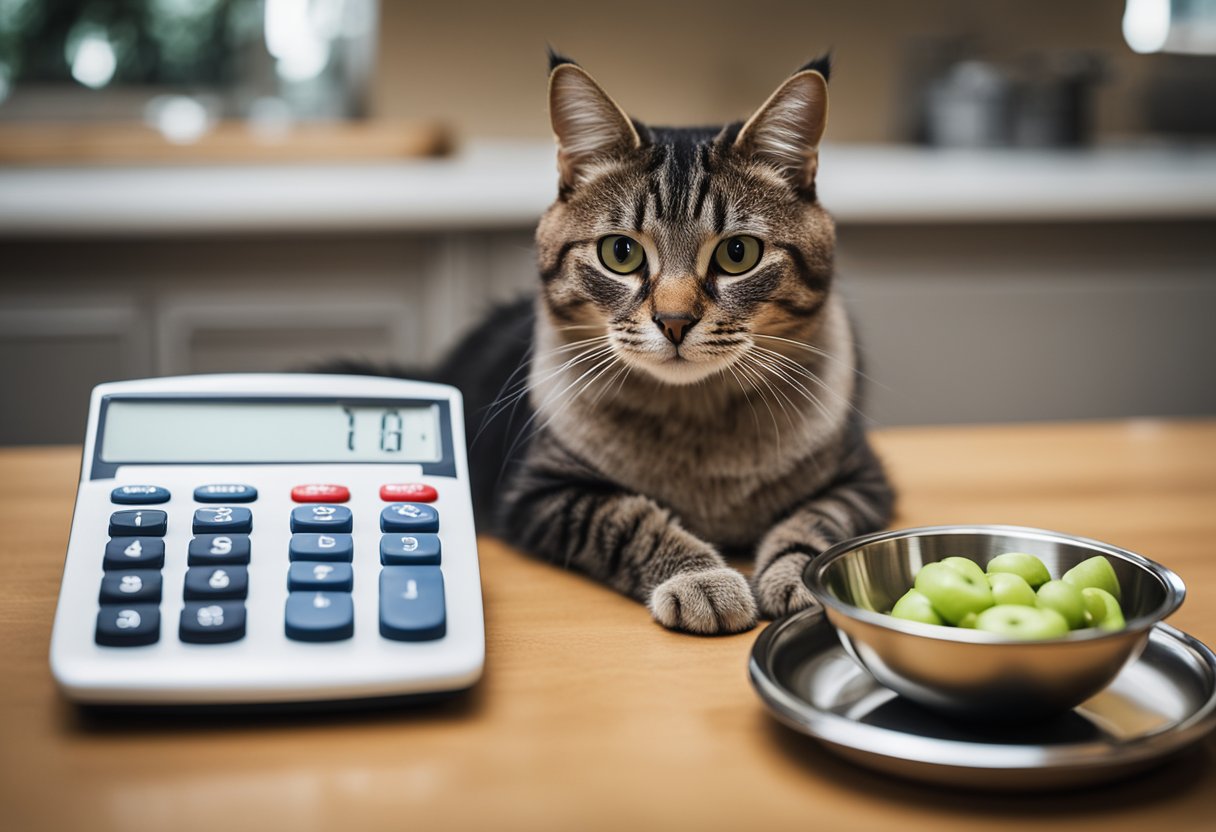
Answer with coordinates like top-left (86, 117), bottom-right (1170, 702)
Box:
top-left (413, 53), bottom-right (893, 634)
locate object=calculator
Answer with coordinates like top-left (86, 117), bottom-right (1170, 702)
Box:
top-left (49, 373), bottom-right (485, 705)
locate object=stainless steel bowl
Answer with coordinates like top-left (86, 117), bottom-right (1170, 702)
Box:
top-left (804, 525), bottom-right (1186, 720)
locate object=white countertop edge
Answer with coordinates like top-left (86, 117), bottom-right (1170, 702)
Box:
top-left (2, 140), bottom-right (1215, 236)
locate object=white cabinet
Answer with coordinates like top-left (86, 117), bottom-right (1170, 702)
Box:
top-left (0, 231), bottom-right (536, 443)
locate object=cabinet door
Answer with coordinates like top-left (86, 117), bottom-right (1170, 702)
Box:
top-left (154, 289), bottom-right (422, 376)
top-left (0, 299), bottom-right (151, 444)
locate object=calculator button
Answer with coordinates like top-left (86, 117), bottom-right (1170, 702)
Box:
top-left (180, 602), bottom-right (246, 644)
top-left (188, 534), bottom-right (251, 565)
top-left (380, 533), bottom-right (442, 566)
top-left (103, 537), bottom-right (166, 570)
top-left (289, 533), bottom-right (354, 562)
top-left (108, 509), bottom-right (167, 537)
top-left (380, 483), bottom-right (438, 503)
top-left (96, 605), bottom-right (160, 647)
top-left (290, 504), bottom-right (353, 533)
top-left (99, 570), bottom-right (162, 604)
top-left (285, 592), bottom-right (354, 642)
top-left (184, 566), bottom-right (248, 600)
top-left (380, 503), bottom-right (439, 533)
top-left (194, 484), bottom-right (257, 503)
top-left (379, 566), bottom-right (446, 641)
top-left (110, 485), bottom-right (170, 505)
top-left (291, 484), bottom-right (350, 503)
top-left (288, 562), bottom-right (354, 591)
top-left (192, 506), bottom-right (253, 534)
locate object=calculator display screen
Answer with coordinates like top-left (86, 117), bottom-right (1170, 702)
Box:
top-left (100, 401), bottom-right (442, 463)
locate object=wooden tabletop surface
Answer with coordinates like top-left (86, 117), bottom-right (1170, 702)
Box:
top-left (2, 420), bottom-right (1214, 831)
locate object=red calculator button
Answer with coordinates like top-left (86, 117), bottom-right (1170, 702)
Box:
top-left (380, 483), bottom-right (438, 503)
top-left (291, 484), bottom-right (350, 503)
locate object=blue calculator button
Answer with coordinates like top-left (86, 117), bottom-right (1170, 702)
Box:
top-left (380, 503), bottom-right (439, 533)
top-left (96, 604), bottom-right (160, 647)
top-left (180, 602), bottom-right (246, 644)
top-left (108, 509), bottom-right (167, 537)
top-left (288, 562), bottom-right (354, 591)
top-left (285, 592), bottom-right (354, 642)
top-left (99, 570), bottom-right (162, 604)
top-left (289, 533), bottom-right (354, 562)
top-left (192, 506), bottom-right (253, 534)
top-left (187, 534), bottom-right (251, 565)
top-left (103, 537), bottom-right (165, 570)
top-left (290, 504), bottom-right (353, 533)
top-left (194, 484), bottom-right (257, 503)
top-left (379, 566), bottom-right (446, 641)
top-left (110, 485), bottom-right (170, 505)
top-left (184, 566), bottom-right (248, 600)
top-left (380, 533), bottom-right (442, 565)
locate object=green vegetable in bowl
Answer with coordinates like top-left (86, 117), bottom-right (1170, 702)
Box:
top-left (889, 589), bottom-right (943, 625)
top-left (887, 553), bottom-right (1124, 638)
top-left (985, 552), bottom-right (1052, 589)
top-left (913, 561), bottom-right (994, 625)
top-left (1064, 555), bottom-right (1123, 601)
top-left (1082, 587), bottom-right (1126, 631)
top-left (1035, 580), bottom-right (1087, 629)
top-left (987, 572), bottom-right (1037, 606)
top-left (974, 605), bottom-right (1070, 639)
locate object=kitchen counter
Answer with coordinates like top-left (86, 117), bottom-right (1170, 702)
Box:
top-left (2, 141), bottom-right (1216, 236)
top-left (2, 420), bottom-right (1214, 831)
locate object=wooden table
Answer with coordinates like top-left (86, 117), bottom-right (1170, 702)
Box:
top-left (2, 421), bottom-right (1214, 831)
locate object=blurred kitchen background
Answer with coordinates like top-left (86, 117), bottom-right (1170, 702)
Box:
top-left (2, 0), bottom-right (1215, 444)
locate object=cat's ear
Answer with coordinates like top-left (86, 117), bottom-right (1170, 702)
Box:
top-left (733, 60), bottom-right (830, 191)
top-left (548, 59), bottom-right (641, 189)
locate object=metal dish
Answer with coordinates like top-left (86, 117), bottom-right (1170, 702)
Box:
top-left (804, 525), bottom-right (1186, 718)
top-left (749, 606), bottom-right (1216, 791)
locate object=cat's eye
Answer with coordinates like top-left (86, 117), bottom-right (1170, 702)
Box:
top-left (713, 236), bottom-right (763, 275)
top-left (598, 235), bottom-right (646, 275)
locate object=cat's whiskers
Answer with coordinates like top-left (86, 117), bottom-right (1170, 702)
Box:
top-left (589, 360), bottom-right (631, 409)
top-left (505, 349), bottom-right (622, 463)
top-left (736, 351), bottom-right (830, 482)
top-left (743, 352), bottom-right (834, 427)
top-left (478, 334), bottom-right (610, 419)
top-left (736, 354), bottom-right (801, 433)
top-left (474, 337), bottom-right (612, 445)
top-left (612, 365), bottom-right (633, 401)
top-left (495, 342), bottom-right (615, 424)
top-left (726, 359), bottom-right (784, 457)
top-left (552, 324), bottom-right (609, 334)
top-left (470, 340), bottom-right (536, 447)
top-left (519, 356), bottom-right (624, 478)
top-left (749, 331), bottom-right (833, 359)
top-left (742, 346), bottom-right (829, 409)
top-left (544, 351), bottom-right (623, 422)
top-left (749, 344), bottom-right (864, 419)
top-left (491, 336), bottom-right (612, 403)
top-left (722, 361), bottom-right (764, 439)
top-left (751, 332), bottom-right (890, 391)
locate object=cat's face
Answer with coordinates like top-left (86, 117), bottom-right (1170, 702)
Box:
top-left (536, 57), bottom-right (835, 386)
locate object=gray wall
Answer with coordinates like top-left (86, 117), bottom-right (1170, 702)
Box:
top-left (836, 221), bottom-right (1216, 426)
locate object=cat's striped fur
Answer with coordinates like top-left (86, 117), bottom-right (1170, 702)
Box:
top-left (427, 53), bottom-right (895, 634)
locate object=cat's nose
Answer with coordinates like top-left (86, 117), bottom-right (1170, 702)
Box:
top-left (653, 313), bottom-right (699, 346)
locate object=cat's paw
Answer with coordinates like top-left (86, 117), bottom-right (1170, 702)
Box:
top-left (649, 567), bottom-right (757, 635)
top-left (754, 551), bottom-right (820, 620)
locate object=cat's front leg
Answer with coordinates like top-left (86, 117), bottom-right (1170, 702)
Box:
top-left (753, 444), bottom-right (895, 619)
top-left (500, 452), bottom-right (756, 635)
